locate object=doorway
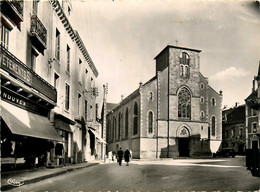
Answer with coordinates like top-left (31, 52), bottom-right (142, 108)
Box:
top-left (178, 138), bottom-right (190, 157)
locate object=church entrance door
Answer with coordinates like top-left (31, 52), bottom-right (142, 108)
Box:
top-left (178, 138), bottom-right (190, 157)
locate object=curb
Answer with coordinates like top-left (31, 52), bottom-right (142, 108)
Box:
top-left (1, 163), bottom-right (99, 191)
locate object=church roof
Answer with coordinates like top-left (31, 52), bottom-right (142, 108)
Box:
top-left (154, 45), bottom-right (201, 60)
top-left (106, 103), bottom-right (119, 113)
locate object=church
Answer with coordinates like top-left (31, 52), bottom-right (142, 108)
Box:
top-left (106, 45), bottom-right (222, 159)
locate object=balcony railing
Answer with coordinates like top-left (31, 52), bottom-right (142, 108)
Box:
top-left (1, 0), bottom-right (23, 28)
top-left (0, 45), bottom-right (57, 102)
top-left (30, 14), bottom-right (47, 54)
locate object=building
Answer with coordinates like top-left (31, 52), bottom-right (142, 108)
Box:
top-left (245, 62), bottom-right (260, 177)
top-left (106, 45), bottom-right (223, 159)
top-left (1, 0), bottom-right (101, 171)
top-left (222, 104), bottom-right (246, 155)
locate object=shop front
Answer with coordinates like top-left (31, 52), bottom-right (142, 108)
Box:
top-left (1, 101), bottom-right (63, 171)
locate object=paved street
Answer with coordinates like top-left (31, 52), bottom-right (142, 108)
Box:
top-left (7, 156), bottom-right (260, 192)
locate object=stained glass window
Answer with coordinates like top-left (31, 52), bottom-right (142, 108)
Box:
top-left (178, 87), bottom-right (191, 119)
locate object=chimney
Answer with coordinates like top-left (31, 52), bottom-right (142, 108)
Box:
top-left (121, 95), bottom-right (124, 102)
top-left (139, 81), bottom-right (143, 88)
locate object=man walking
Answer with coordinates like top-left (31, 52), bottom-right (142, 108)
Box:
top-left (117, 147), bottom-right (124, 166)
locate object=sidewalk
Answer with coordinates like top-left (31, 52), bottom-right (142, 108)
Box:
top-left (1, 162), bottom-right (99, 191)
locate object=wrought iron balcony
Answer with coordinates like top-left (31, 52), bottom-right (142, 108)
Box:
top-left (30, 14), bottom-right (47, 54)
top-left (1, 0), bottom-right (23, 29)
top-left (0, 45), bottom-right (57, 103)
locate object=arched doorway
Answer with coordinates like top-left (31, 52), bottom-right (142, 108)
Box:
top-left (177, 127), bottom-right (190, 157)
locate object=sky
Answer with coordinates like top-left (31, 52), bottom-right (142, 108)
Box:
top-left (70, 0), bottom-right (260, 109)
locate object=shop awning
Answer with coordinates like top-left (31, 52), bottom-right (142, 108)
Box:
top-left (1, 101), bottom-right (63, 142)
top-left (88, 128), bottom-right (107, 144)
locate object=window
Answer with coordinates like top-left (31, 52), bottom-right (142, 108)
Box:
top-left (148, 92), bottom-right (153, 101)
top-left (148, 111), bottom-right (153, 133)
top-left (79, 58), bottom-right (82, 83)
top-left (212, 98), bottom-right (216, 106)
top-left (200, 83), bottom-right (204, 90)
top-left (66, 45), bottom-right (70, 73)
top-left (32, 0), bottom-right (38, 15)
top-left (201, 126), bottom-right (203, 131)
top-left (1, 25), bottom-right (9, 49)
top-left (55, 29), bottom-right (60, 61)
top-left (113, 118), bottom-right (116, 141)
top-left (231, 129), bottom-right (234, 137)
top-left (178, 87), bottom-right (191, 119)
top-left (54, 73), bottom-right (59, 89)
top-left (253, 123), bottom-right (257, 133)
top-left (211, 116), bottom-right (216, 136)
top-left (77, 93), bottom-right (81, 116)
top-left (133, 102), bottom-right (138, 135)
top-left (65, 83), bottom-right (70, 110)
top-left (179, 52), bottom-right (190, 78)
top-left (252, 109), bottom-right (257, 116)
top-left (68, 6), bottom-right (71, 16)
top-left (125, 108), bottom-right (129, 137)
top-left (200, 97), bottom-right (204, 103)
top-left (118, 113), bottom-right (121, 140)
top-left (200, 111), bottom-right (205, 118)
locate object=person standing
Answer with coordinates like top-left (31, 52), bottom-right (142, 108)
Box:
top-left (117, 147), bottom-right (124, 166)
top-left (124, 148), bottom-right (131, 166)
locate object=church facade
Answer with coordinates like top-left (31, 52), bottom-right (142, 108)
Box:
top-left (106, 45), bottom-right (223, 159)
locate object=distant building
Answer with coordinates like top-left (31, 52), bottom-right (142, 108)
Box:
top-left (106, 45), bottom-right (223, 159)
top-left (245, 63), bottom-right (260, 150)
top-left (1, 0), bottom-right (100, 171)
top-left (245, 62), bottom-right (260, 177)
top-left (222, 104), bottom-right (246, 155)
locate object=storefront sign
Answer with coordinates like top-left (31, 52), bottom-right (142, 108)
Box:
top-left (1, 47), bottom-right (57, 102)
top-left (2, 53), bottom-right (32, 84)
top-left (1, 87), bottom-right (48, 115)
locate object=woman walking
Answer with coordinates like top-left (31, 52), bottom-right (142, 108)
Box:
top-left (124, 148), bottom-right (131, 166)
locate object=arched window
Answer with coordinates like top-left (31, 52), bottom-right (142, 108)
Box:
top-left (148, 111), bottom-right (153, 133)
top-left (107, 120), bottom-right (110, 141)
top-left (133, 102), bottom-right (138, 135)
top-left (118, 113), bottom-right (121, 140)
top-left (125, 108), bottom-right (129, 137)
top-left (113, 117), bottom-right (116, 141)
top-left (211, 116), bottom-right (216, 136)
top-left (178, 87), bottom-right (191, 119)
top-left (179, 52), bottom-right (190, 78)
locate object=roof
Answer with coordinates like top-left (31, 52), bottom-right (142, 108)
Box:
top-left (142, 76), bottom-right (157, 86)
top-left (222, 105), bottom-right (245, 124)
top-left (154, 45), bottom-right (201, 60)
top-left (106, 103), bottom-right (119, 113)
top-left (245, 90), bottom-right (257, 101)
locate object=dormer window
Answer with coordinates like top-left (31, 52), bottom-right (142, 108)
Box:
top-left (179, 52), bottom-right (190, 78)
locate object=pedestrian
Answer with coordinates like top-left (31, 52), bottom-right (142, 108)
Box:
top-left (124, 148), bottom-right (131, 166)
top-left (117, 147), bottom-right (124, 166)
top-left (129, 149), bottom-right (132, 162)
top-left (108, 151), bottom-right (112, 163)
